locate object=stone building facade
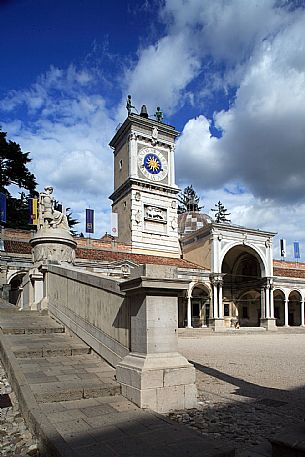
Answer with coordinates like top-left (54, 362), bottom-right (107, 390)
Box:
top-left (1, 111), bottom-right (305, 332)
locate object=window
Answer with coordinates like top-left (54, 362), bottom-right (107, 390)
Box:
top-left (119, 159), bottom-right (123, 170)
top-left (224, 303), bottom-right (230, 316)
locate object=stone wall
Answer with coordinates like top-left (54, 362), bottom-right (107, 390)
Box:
top-left (45, 264), bottom-right (129, 367)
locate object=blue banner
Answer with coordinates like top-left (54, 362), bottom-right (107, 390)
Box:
top-left (28, 198), bottom-right (38, 225)
top-left (294, 241), bottom-right (300, 259)
top-left (86, 209), bottom-right (94, 234)
top-left (0, 193), bottom-right (6, 223)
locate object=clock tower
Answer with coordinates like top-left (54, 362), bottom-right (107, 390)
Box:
top-left (109, 108), bottom-right (180, 257)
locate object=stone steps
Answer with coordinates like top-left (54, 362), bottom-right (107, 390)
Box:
top-left (0, 306), bottom-right (235, 457)
top-left (18, 353), bottom-right (120, 402)
top-left (4, 333), bottom-right (90, 358)
top-left (0, 313), bottom-right (65, 334)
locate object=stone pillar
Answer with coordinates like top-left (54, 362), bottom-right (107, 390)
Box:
top-left (169, 145), bottom-right (175, 187)
top-left (186, 293), bottom-right (192, 328)
top-left (284, 298), bottom-right (289, 327)
top-left (260, 278), bottom-right (277, 330)
top-left (213, 283), bottom-right (218, 318)
top-left (116, 265), bottom-right (197, 413)
top-left (301, 300), bottom-right (304, 327)
top-left (208, 274), bottom-right (225, 331)
top-left (218, 281), bottom-right (223, 319)
top-left (270, 286), bottom-right (274, 319)
top-left (129, 132), bottom-right (138, 178)
top-left (29, 268), bottom-right (44, 310)
top-left (265, 284), bottom-right (270, 319)
top-left (260, 287), bottom-right (266, 319)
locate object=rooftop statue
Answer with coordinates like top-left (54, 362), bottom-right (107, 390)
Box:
top-left (38, 186), bottom-right (69, 231)
top-left (126, 95), bottom-right (137, 115)
top-left (154, 106), bottom-right (163, 122)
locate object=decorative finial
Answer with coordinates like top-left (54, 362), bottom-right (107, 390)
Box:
top-left (140, 105), bottom-right (148, 118)
top-left (126, 95), bottom-right (136, 115)
top-left (154, 106), bottom-right (163, 122)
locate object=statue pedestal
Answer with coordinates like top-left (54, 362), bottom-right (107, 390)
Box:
top-left (116, 265), bottom-right (198, 413)
top-left (30, 228), bottom-right (76, 264)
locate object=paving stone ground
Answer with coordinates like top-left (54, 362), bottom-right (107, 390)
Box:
top-left (0, 359), bottom-right (40, 456)
top-left (172, 332), bottom-right (305, 457)
top-left (0, 305), bottom-right (234, 457)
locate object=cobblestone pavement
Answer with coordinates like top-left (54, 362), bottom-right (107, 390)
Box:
top-left (0, 360), bottom-right (40, 457)
top-left (171, 332), bottom-right (305, 456)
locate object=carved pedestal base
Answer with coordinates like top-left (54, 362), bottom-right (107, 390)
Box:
top-left (30, 228), bottom-right (76, 264)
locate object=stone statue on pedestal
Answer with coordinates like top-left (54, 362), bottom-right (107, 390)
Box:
top-left (38, 186), bottom-right (69, 231)
top-left (30, 186), bottom-right (76, 264)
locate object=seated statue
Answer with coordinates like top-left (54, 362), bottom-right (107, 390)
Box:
top-left (38, 186), bottom-right (69, 231)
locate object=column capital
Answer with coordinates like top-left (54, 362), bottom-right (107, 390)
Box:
top-left (209, 273), bottom-right (224, 286)
top-left (262, 276), bottom-right (274, 288)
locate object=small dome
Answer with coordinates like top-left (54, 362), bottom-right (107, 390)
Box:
top-left (178, 212), bottom-right (212, 237)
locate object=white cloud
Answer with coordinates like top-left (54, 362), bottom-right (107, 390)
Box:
top-left (2, 0), bottom-right (305, 249)
top-left (1, 64), bottom-right (117, 236)
top-left (122, 33), bottom-right (200, 117)
top-left (175, 4), bottom-right (305, 203)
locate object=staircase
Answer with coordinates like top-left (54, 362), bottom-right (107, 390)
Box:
top-left (0, 305), bottom-right (235, 457)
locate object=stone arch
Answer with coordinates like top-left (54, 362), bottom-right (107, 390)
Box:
top-left (220, 242), bottom-right (267, 277)
top-left (288, 289), bottom-right (302, 326)
top-left (190, 283), bottom-right (211, 327)
top-left (221, 245), bottom-right (264, 327)
top-left (273, 289), bottom-right (285, 326)
top-left (8, 271), bottom-right (27, 305)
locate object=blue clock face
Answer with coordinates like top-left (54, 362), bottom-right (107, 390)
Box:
top-left (138, 147), bottom-right (168, 181)
top-left (144, 154), bottom-right (162, 174)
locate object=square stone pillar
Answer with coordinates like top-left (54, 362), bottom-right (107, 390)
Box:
top-left (29, 268), bottom-right (44, 310)
top-left (116, 265), bottom-right (198, 413)
top-left (260, 318), bottom-right (277, 330)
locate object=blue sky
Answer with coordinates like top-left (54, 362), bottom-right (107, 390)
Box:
top-left (1, 0), bottom-right (305, 259)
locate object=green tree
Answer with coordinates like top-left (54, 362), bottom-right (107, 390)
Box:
top-left (211, 201), bottom-right (231, 223)
top-left (178, 185), bottom-right (203, 214)
top-left (0, 128), bottom-right (37, 229)
top-left (0, 129), bottom-right (36, 193)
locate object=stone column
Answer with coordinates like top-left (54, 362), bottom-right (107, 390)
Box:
top-left (116, 265), bottom-right (197, 413)
top-left (213, 283), bottom-right (218, 319)
top-left (284, 298), bottom-right (289, 327)
top-left (265, 284), bottom-right (270, 319)
top-left (260, 287), bottom-right (266, 319)
top-left (186, 293), bottom-right (192, 328)
top-left (260, 278), bottom-right (277, 330)
top-left (218, 281), bottom-right (223, 319)
top-left (270, 286), bottom-right (274, 319)
top-left (208, 274), bottom-right (225, 331)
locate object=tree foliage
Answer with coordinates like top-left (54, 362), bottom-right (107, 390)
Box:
top-left (211, 201), bottom-right (231, 223)
top-left (178, 185), bottom-right (203, 214)
top-left (0, 128), bottom-right (37, 229)
top-left (0, 129), bottom-right (37, 193)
